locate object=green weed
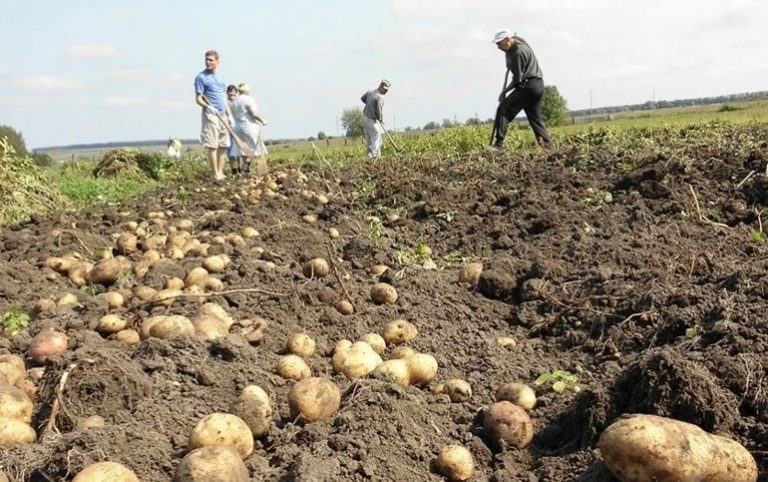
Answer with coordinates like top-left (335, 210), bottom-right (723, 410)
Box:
top-left (1, 307), bottom-right (30, 336)
top-left (535, 369), bottom-right (580, 393)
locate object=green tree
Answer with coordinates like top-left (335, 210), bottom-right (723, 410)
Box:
top-left (542, 85), bottom-right (569, 127)
top-left (0, 125), bottom-right (27, 155)
top-left (341, 108), bottom-right (364, 137)
top-left (317, 131), bottom-right (327, 140)
top-left (423, 121), bottom-right (439, 130)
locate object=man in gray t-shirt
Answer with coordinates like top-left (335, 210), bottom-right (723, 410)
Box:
top-left (360, 79), bottom-right (391, 158)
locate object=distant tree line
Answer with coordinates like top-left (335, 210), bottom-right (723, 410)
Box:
top-left (570, 90), bottom-right (768, 117)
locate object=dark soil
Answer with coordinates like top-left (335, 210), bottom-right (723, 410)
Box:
top-left (0, 140), bottom-right (767, 481)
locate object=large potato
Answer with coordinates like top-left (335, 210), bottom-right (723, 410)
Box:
top-left (288, 377), bottom-right (341, 423)
top-left (189, 413), bottom-right (253, 460)
top-left (72, 461), bottom-right (139, 482)
top-left (406, 353), bottom-right (438, 386)
top-left (140, 316), bottom-right (167, 340)
top-left (29, 330), bottom-right (69, 364)
top-left (116, 233), bottom-right (138, 255)
top-left (286, 333), bottom-right (316, 357)
top-left (88, 258), bottom-right (129, 286)
top-left (302, 258), bottom-right (330, 278)
top-left (598, 414), bottom-right (758, 482)
top-left (199, 303), bottom-right (234, 328)
top-left (0, 384), bottom-right (33, 422)
top-left (148, 315), bottom-right (194, 340)
top-left (383, 319), bottom-right (418, 345)
top-left (98, 315), bottom-right (127, 334)
top-left (203, 255), bottom-right (228, 273)
top-left (370, 283), bottom-right (398, 304)
top-left (496, 383), bottom-right (536, 410)
top-left (230, 385), bottom-right (272, 438)
top-left (0, 416), bottom-right (36, 448)
top-left (276, 355), bottom-right (311, 381)
top-left (0, 355), bottom-right (25, 386)
top-left (458, 262), bottom-right (483, 285)
top-left (174, 446), bottom-right (248, 482)
top-left (360, 333), bottom-right (386, 354)
top-left (435, 379), bottom-right (472, 402)
top-left (185, 267), bottom-right (209, 288)
top-left (373, 359), bottom-right (410, 386)
top-left (193, 316), bottom-right (229, 342)
top-left (483, 401), bottom-right (534, 450)
top-left (334, 341), bottom-right (382, 379)
top-left (435, 445), bottom-right (474, 482)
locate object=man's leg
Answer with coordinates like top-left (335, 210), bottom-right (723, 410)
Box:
top-left (494, 90), bottom-right (526, 147)
top-left (523, 79), bottom-right (551, 147)
top-left (216, 148), bottom-right (227, 178)
top-left (372, 123), bottom-right (383, 157)
top-left (363, 117), bottom-right (375, 157)
top-left (207, 148), bottom-right (219, 180)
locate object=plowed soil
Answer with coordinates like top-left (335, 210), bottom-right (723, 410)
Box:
top-left (1, 137), bottom-right (767, 481)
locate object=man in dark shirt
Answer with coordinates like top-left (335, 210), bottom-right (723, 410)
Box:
top-left (490, 30), bottom-right (551, 151)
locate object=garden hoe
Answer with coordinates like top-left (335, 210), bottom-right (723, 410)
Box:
top-left (378, 120), bottom-right (400, 152)
top-left (203, 96), bottom-right (268, 176)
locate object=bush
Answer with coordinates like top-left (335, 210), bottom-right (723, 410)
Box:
top-left (93, 149), bottom-right (172, 181)
top-left (542, 85), bottom-right (569, 127)
top-left (341, 108), bottom-right (364, 138)
top-left (31, 152), bottom-right (55, 168)
top-left (0, 126), bottom-right (27, 156)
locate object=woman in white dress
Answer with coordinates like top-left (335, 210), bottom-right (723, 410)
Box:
top-left (230, 83), bottom-right (268, 174)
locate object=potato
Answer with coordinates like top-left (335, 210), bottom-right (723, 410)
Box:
top-left (406, 353), bottom-right (438, 386)
top-left (173, 445), bottom-right (249, 482)
top-left (435, 445), bottom-right (474, 482)
top-left (302, 258), bottom-right (330, 278)
top-left (331, 340), bottom-right (353, 373)
top-left (497, 336), bottom-right (517, 348)
top-left (57, 293), bottom-right (79, 307)
top-left (496, 383), bottom-right (536, 410)
top-left (369, 264), bottom-right (388, 276)
top-left (244, 318), bottom-right (269, 345)
top-left (77, 415), bottom-right (106, 431)
top-left (148, 315), bottom-right (194, 339)
top-left (373, 359), bottom-right (410, 386)
top-left (189, 413), bottom-right (253, 460)
top-left (242, 227), bottom-right (259, 238)
top-left (286, 333), bottom-right (316, 357)
top-left (143, 234), bottom-right (167, 252)
top-left (199, 303), bottom-right (234, 328)
top-left (152, 288), bottom-right (182, 307)
top-left (140, 316), bottom-right (166, 340)
top-left (383, 319), bottom-right (418, 345)
top-left (67, 262), bottom-right (91, 286)
top-left (390, 346), bottom-right (417, 360)
top-left (328, 228), bottom-right (340, 239)
top-left (0, 417), bottom-right (36, 448)
top-left (115, 329), bottom-right (140, 346)
top-left (0, 355), bottom-right (26, 386)
top-left (203, 255), bottom-right (227, 273)
top-left (226, 234), bottom-right (246, 247)
top-left (101, 291), bottom-right (124, 310)
top-left (334, 299), bottom-right (354, 315)
top-left (182, 238), bottom-right (201, 255)
top-left (175, 219), bottom-right (195, 231)
top-left (142, 249), bottom-right (161, 263)
top-left (185, 267), bottom-right (209, 287)
top-left (334, 341), bottom-right (382, 379)
top-left (98, 314), bottom-right (127, 334)
top-left (29, 330), bottom-right (69, 364)
top-left (72, 461), bottom-right (139, 482)
top-left (230, 385), bottom-right (272, 438)
top-left (116, 233), bottom-right (139, 255)
top-left (193, 316), bottom-right (229, 341)
top-left (458, 262), bottom-right (483, 285)
top-left (211, 235), bottom-right (226, 245)
top-left (133, 286), bottom-right (157, 301)
top-left (203, 276), bottom-right (224, 292)
top-left (276, 355), bottom-right (311, 381)
top-left (166, 277), bottom-right (185, 291)
top-left (598, 414), bottom-right (758, 482)
top-left (370, 283), bottom-right (398, 304)
top-left (302, 214), bottom-right (317, 224)
top-left (15, 378), bottom-right (36, 401)
top-left (88, 258), bottom-right (128, 286)
top-left (360, 333), bottom-right (386, 354)
top-left (483, 401), bottom-right (534, 450)
top-left (435, 379), bottom-right (472, 402)
top-left (32, 298), bottom-right (57, 316)
top-left (288, 377), bottom-right (341, 423)
top-left (46, 256), bottom-right (77, 273)
top-left (0, 384), bottom-right (33, 422)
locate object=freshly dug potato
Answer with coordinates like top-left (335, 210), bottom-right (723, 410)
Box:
top-left (203, 255), bottom-right (228, 273)
top-left (458, 262), bottom-right (483, 285)
top-left (598, 414), bottom-right (758, 482)
top-left (182, 238), bottom-right (202, 255)
top-left (29, 330), bottom-right (69, 364)
top-left (286, 333), bottom-right (316, 357)
top-left (406, 353), bottom-right (438, 386)
top-left (115, 329), bottom-right (141, 346)
top-left (383, 319), bottom-right (418, 345)
top-left (116, 233), bottom-right (139, 255)
top-left (0, 355), bottom-right (26, 386)
top-left (67, 262), bottom-right (92, 286)
top-left (244, 317), bottom-right (269, 345)
top-left (77, 415), bottom-right (106, 431)
top-left (166, 277), bottom-right (185, 291)
top-left (98, 314), bottom-right (127, 334)
top-left (0, 384), bottom-right (33, 422)
top-left (15, 377), bottom-right (36, 401)
top-left (435, 379), bottom-right (472, 402)
top-left (88, 258), bottom-right (128, 286)
top-left (133, 286), bottom-right (157, 301)
top-left (185, 267), bottom-right (209, 287)
top-left (193, 316), bottom-right (229, 341)
top-left (496, 383), bottom-right (536, 410)
top-left (483, 401), bottom-right (534, 450)
top-left (203, 276), bottom-right (224, 292)
top-left (276, 355), bottom-right (311, 381)
top-left (226, 234), bottom-right (246, 247)
top-left (189, 413), bottom-right (253, 460)
top-left (497, 336), bottom-right (517, 348)
top-left (390, 346), bottom-right (417, 360)
top-left (435, 445), bottom-right (474, 482)
top-left (373, 359), bottom-right (410, 386)
top-left (46, 256), bottom-right (77, 273)
top-left (152, 288), bottom-right (182, 307)
top-left (0, 417), bottom-right (36, 447)
top-left (288, 377), bottom-right (341, 423)
top-left (140, 316), bottom-right (166, 340)
top-left (302, 258), bottom-right (330, 278)
top-left (302, 214), bottom-right (317, 224)
top-left (334, 341), bottom-right (382, 379)
top-left (167, 247), bottom-right (185, 261)
top-left (242, 227), bottom-right (259, 238)
top-left (148, 315), bottom-right (194, 340)
top-left (369, 264), bottom-right (388, 276)
top-left (32, 298), bottom-right (57, 316)
top-left (72, 461), bottom-right (139, 482)
top-left (199, 303), bottom-right (234, 328)
top-left (175, 219), bottom-right (195, 231)
top-left (370, 283), bottom-right (398, 304)
top-left (173, 445), bottom-right (249, 482)
top-left (360, 333), bottom-right (386, 355)
top-left (57, 293), bottom-right (79, 307)
top-left (102, 292), bottom-right (124, 310)
top-left (334, 299), bottom-right (354, 315)
top-left (328, 228), bottom-right (340, 239)
top-left (142, 234), bottom-right (167, 252)
top-left (230, 385), bottom-right (272, 438)
top-left (331, 340), bottom-right (353, 372)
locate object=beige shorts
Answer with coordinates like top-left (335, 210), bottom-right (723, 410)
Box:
top-left (200, 110), bottom-right (230, 149)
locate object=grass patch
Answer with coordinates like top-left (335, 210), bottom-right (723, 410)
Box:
top-left (57, 176), bottom-right (157, 207)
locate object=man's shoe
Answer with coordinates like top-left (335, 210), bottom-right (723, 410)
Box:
top-left (486, 144), bottom-right (504, 153)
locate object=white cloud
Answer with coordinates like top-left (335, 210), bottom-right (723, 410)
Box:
top-left (0, 96), bottom-right (44, 107)
top-left (104, 97), bottom-right (146, 107)
top-left (15, 76), bottom-right (83, 92)
top-left (66, 44), bottom-right (118, 59)
top-left (108, 68), bottom-right (152, 80)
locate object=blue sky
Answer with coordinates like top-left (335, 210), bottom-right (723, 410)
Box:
top-left (1, 0), bottom-right (766, 148)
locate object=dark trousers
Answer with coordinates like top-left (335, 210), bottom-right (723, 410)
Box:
top-left (494, 78), bottom-right (551, 146)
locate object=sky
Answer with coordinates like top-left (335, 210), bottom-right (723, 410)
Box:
top-left (1, 0), bottom-right (766, 148)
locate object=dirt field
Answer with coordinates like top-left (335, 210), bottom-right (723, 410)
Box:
top-left (0, 140), bottom-right (766, 480)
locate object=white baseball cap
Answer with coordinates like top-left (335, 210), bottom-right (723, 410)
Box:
top-left (492, 29), bottom-right (513, 44)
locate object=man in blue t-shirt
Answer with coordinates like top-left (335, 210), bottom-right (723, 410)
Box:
top-left (194, 50), bottom-right (231, 181)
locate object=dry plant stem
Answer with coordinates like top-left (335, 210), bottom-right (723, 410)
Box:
top-left (736, 170), bottom-right (755, 189)
top-left (688, 184), bottom-right (730, 230)
top-left (43, 359), bottom-right (94, 436)
top-left (149, 287), bottom-right (287, 306)
top-left (326, 246), bottom-right (352, 302)
top-left (57, 230), bottom-right (93, 255)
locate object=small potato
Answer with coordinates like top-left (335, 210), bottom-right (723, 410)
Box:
top-left (383, 319), bottom-right (418, 345)
top-left (167, 247), bottom-right (185, 261)
top-left (373, 359), bottom-right (410, 386)
top-left (496, 383), bottom-right (536, 410)
top-left (211, 235), bottom-right (226, 245)
top-left (102, 292), bottom-right (124, 310)
top-left (148, 315), bottom-right (194, 340)
top-left (29, 330), bottom-right (69, 364)
top-left (390, 346), bottom-right (416, 360)
top-left (483, 401), bottom-right (534, 450)
top-left (203, 276), bottom-right (224, 292)
top-left (174, 445), bottom-right (249, 482)
top-left (98, 315), bottom-right (127, 334)
top-left (497, 336), bottom-right (517, 348)
top-left (458, 262), bottom-right (483, 285)
top-left (230, 385), bottom-right (272, 438)
top-left (0, 384), bottom-right (33, 422)
top-left (185, 267), bottom-right (210, 287)
top-left (226, 234), bottom-right (246, 247)
top-left (140, 316), bottom-right (167, 340)
top-left (302, 214), bottom-right (317, 224)
top-left (436, 379), bottom-right (472, 402)
top-left (0, 417), bottom-right (36, 448)
top-left (598, 414), bottom-right (758, 482)
top-left (203, 255), bottom-right (227, 273)
top-left (189, 413), bottom-right (253, 460)
top-left (116, 233), bottom-right (139, 255)
top-left (302, 258), bottom-right (330, 278)
top-left (406, 353), bottom-right (438, 386)
top-left (77, 415), bottom-right (106, 431)
top-left (288, 377), bottom-right (341, 423)
top-left (133, 286), bottom-right (157, 301)
top-left (334, 341), bottom-right (382, 379)
top-left (57, 293), bottom-right (79, 307)
top-left (199, 303), bottom-right (234, 328)
top-left (328, 228), bottom-right (340, 239)
top-left (435, 445), bottom-right (475, 482)
top-left (286, 333), bottom-right (316, 357)
top-left (242, 227), bottom-right (259, 238)
top-left (244, 318), bottom-right (269, 345)
top-left (72, 461), bottom-right (139, 482)
top-left (276, 355), bottom-right (311, 381)
top-left (193, 316), bottom-right (229, 342)
top-left (32, 298), bottom-right (57, 316)
top-left (334, 299), bottom-right (354, 315)
top-left (46, 256), bottom-right (77, 273)
top-left (115, 329), bottom-right (140, 346)
top-left (166, 277), bottom-right (185, 291)
top-left (360, 333), bottom-right (386, 355)
top-left (369, 264), bottom-right (388, 276)
top-left (175, 219), bottom-right (195, 231)
top-left (370, 283), bottom-right (398, 305)
top-left (0, 355), bottom-right (26, 386)
top-left (152, 288), bottom-right (182, 307)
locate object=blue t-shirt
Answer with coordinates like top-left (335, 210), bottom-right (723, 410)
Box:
top-left (194, 69), bottom-right (226, 114)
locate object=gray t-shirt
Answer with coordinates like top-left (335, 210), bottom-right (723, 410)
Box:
top-left (361, 89), bottom-right (384, 121)
top-left (505, 37), bottom-right (543, 87)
